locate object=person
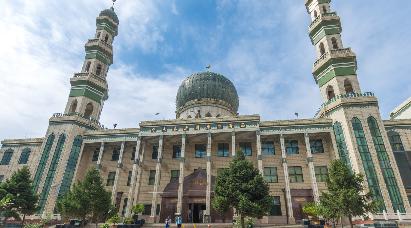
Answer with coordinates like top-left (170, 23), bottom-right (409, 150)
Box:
top-left (165, 216), bottom-right (170, 228)
top-left (176, 214), bottom-right (182, 228)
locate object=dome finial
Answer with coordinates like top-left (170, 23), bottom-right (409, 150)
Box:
top-left (205, 64), bottom-right (211, 72)
top-left (112, 0), bottom-right (116, 8)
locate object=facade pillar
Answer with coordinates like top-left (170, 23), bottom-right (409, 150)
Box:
top-left (329, 130), bottom-right (340, 160)
top-left (231, 131), bottom-right (236, 156)
top-left (304, 133), bottom-right (320, 202)
top-left (112, 141), bottom-right (125, 203)
top-left (280, 135), bottom-right (294, 223)
top-left (96, 141), bottom-right (105, 169)
top-left (177, 134), bottom-right (186, 215)
top-left (256, 130), bottom-right (263, 174)
top-left (205, 132), bottom-right (212, 222)
top-left (125, 136), bottom-right (141, 217)
top-left (132, 142), bottom-right (145, 206)
top-left (151, 135), bottom-right (164, 218)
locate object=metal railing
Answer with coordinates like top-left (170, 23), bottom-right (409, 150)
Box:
top-left (52, 112), bottom-right (103, 128)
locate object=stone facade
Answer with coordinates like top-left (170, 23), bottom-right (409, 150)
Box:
top-left (1, 0), bottom-right (411, 225)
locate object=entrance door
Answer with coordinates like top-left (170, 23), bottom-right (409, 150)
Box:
top-left (189, 203), bottom-right (206, 223)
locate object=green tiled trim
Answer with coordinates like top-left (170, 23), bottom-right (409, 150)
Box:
top-left (310, 21), bottom-right (341, 45)
top-left (333, 122), bottom-right (352, 169)
top-left (85, 51), bottom-right (112, 65)
top-left (33, 134), bottom-right (55, 191)
top-left (69, 86), bottom-right (104, 104)
top-left (316, 64), bottom-right (357, 87)
top-left (96, 18), bottom-right (118, 36)
top-left (85, 45), bottom-right (112, 59)
top-left (306, 0), bottom-right (331, 6)
top-left (70, 80), bottom-right (107, 94)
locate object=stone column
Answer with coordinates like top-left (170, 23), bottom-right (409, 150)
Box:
top-left (280, 135), bottom-right (294, 223)
top-left (304, 133), bottom-right (320, 202)
top-left (205, 132), bottom-right (212, 222)
top-left (112, 141), bottom-right (125, 203)
top-left (96, 141), bottom-right (105, 169)
top-left (132, 142), bottom-right (145, 206)
top-left (125, 137), bottom-right (141, 217)
top-left (231, 131), bottom-right (236, 157)
top-left (256, 130), bottom-right (263, 174)
top-left (177, 134), bottom-right (186, 215)
top-left (151, 135), bottom-right (164, 218)
top-left (329, 130), bottom-right (340, 160)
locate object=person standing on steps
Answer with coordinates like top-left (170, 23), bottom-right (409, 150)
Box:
top-left (165, 216), bottom-right (171, 228)
top-left (176, 214), bottom-right (182, 228)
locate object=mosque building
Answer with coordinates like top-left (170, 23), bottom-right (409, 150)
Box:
top-left (2, 0), bottom-right (411, 224)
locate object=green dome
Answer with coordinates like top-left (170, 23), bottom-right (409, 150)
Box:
top-left (176, 71), bottom-right (239, 112)
top-left (99, 7), bottom-right (119, 24)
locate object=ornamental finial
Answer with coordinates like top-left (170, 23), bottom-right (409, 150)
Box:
top-left (205, 65), bottom-right (211, 71)
top-left (112, 0), bottom-right (116, 8)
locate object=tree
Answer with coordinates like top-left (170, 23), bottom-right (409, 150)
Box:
top-left (319, 160), bottom-right (379, 228)
top-left (0, 166), bottom-right (39, 225)
top-left (212, 151), bottom-right (272, 228)
top-left (57, 167), bottom-right (114, 227)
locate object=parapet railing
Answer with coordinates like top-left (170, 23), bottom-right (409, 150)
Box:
top-left (52, 112), bottom-right (103, 129)
top-left (309, 12), bottom-right (338, 30)
top-left (314, 92), bottom-right (375, 117)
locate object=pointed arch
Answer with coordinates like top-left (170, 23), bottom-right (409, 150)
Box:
top-left (0, 149), bottom-right (14, 165)
top-left (367, 116), bottom-right (405, 212)
top-left (69, 99), bottom-right (78, 113)
top-left (344, 79), bottom-right (354, 94)
top-left (33, 133), bottom-right (55, 191)
top-left (388, 131), bottom-right (404, 152)
top-left (205, 112), bottom-right (212, 117)
top-left (96, 64), bottom-right (102, 76)
top-left (104, 34), bottom-right (109, 43)
top-left (322, 5), bottom-right (327, 13)
top-left (352, 117), bottom-right (385, 212)
top-left (84, 103), bottom-right (94, 119)
top-left (319, 42), bottom-right (326, 56)
top-left (331, 37), bottom-right (338, 49)
top-left (313, 10), bottom-right (318, 18)
top-left (18, 148), bottom-right (31, 164)
top-left (326, 85), bottom-right (335, 100)
top-left (85, 61), bottom-right (91, 72)
top-left (332, 122), bottom-right (351, 169)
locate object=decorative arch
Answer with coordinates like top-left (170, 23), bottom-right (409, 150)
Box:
top-left (332, 122), bottom-right (351, 168)
top-left (84, 103), bottom-right (94, 119)
top-left (96, 64), bottom-right (102, 76)
top-left (367, 116), bottom-right (405, 212)
top-left (326, 85), bottom-right (335, 100)
top-left (38, 134), bottom-right (66, 212)
top-left (69, 99), bottom-right (77, 113)
top-left (33, 133), bottom-right (55, 191)
top-left (85, 61), bottom-right (91, 72)
top-left (187, 115), bottom-right (192, 119)
top-left (351, 117), bottom-right (385, 212)
top-left (322, 5), bottom-right (327, 13)
top-left (331, 37), bottom-right (338, 49)
top-left (104, 34), bottom-right (109, 43)
top-left (344, 79), bottom-right (354, 94)
top-left (18, 148), bottom-right (31, 164)
top-left (205, 112), bottom-right (212, 117)
top-left (216, 114), bottom-right (221, 118)
top-left (313, 10), bottom-right (318, 18)
top-left (319, 42), bottom-right (326, 56)
top-left (0, 149), bottom-right (14, 165)
top-left (388, 131), bottom-right (404, 152)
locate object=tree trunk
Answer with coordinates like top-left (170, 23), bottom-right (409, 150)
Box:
top-left (348, 215), bottom-right (353, 228)
top-left (340, 217), bottom-right (343, 228)
top-left (21, 214), bottom-right (26, 226)
top-left (240, 214), bottom-right (245, 228)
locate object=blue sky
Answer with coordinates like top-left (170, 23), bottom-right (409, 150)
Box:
top-left (1, 0), bottom-right (411, 141)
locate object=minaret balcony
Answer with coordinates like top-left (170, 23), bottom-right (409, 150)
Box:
top-left (85, 39), bottom-right (113, 56)
top-left (313, 48), bottom-right (356, 73)
top-left (72, 73), bottom-right (108, 90)
top-left (50, 112), bottom-right (103, 129)
top-left (309, 12), bottom-right (339, 33)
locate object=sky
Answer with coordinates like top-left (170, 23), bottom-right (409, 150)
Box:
top-left (1, 0), bottom-right (411, 142)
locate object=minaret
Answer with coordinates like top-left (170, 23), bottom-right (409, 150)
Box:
top-left (33, 5), bottom-right (119, 215)
top-left (305, 0), bottom-right (410, 216)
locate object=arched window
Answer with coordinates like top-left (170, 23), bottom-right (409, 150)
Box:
top-left (205, 112), bottom-right (212, 117)
top-left (322, 5), bottom-right (327, 13)
top-left (69, 99), bottom-right (77, 113)
top-left (18, 148), bottom-right (31, 164)
top-left (331, 37), bottom-right (339, 49)
top-left (332, 122), bottom-right (351, 168)
top-left (313, 10), bottom-right (318, 18)
top-left (84, 103), bottom-right (94, 119)
top-left (352, 117), bottom-right (385, 212)
top-left (195, 110), bottom-right (201, 118)
top-left (33, 133), bottom-right (55, 191)
top-left (0, 149), bottom-right (14, 165)
top-left (368, 116), bottom-right (405, 212)
top-left (319, 42), bottom-right (326, 56)
top-left (344, 79), bottom-right (354, 94)
top-left (96, 32), bottom-right (101, 39)
top-left (187, 115), bottom-right (192, 119)
top-left (104, 34), bottom-right (109, 43)
top-left (85, 61), bottom-right (91, 72)
top-left (58, 136), bottom-right (83, 199)
top-left (388, 131), bottom-right (405, 152)
top-left (96, 64), bottom-right (102, 76)
top-left (38, 134), bottom-right (66, 212)
top-left (326, 85), bottom-right (335, 100)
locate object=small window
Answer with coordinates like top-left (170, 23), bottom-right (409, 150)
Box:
top-left (313, 10), bottom-right (318, 18)
top-left (285, 140), bottom-right (299, 155)
top-left (18, 148), bottom-right (31, 164)
top-left (84, 103), bottom-right (94, 119)
top-left (104, 34), bottom-right (109, 43)
top-left (143, 204), bottom-right (151, 215)
top-left (217, 143), bottom-right (229, 157)
top-left (205, 112), bottom-right (212, 117)
top-left (344, 79), bottom-right (354, 94)
top-left (127, 171), bottom-right (132, 186)
top-left (310, 139), bottom-right (324, 154)
top-left (239, 142), bottom-right (252, 156)
top-left (173, 145), bottom-right (181, 159)
top-left (262, 141), bottom-right (275, 155)
top-left (121, 198), bottom-right (128, 217)
top-left (170, 170), bottom-right (179, 182)
top-left (0, 149), bottom-right (13, 165)
top-left (315, 166), bottom-right (328, 182)
top-left (270, 196), bottom-right (282, 216)
top-left (152, 145), bottom-right (159, 159)
top-left (331, 37), bottom-right (338, 49)
top-left (264, 167), bottom-right (278, 183)
top-left (96, 32), bottom-right (101, 39)
top-left (131, 146), bottom-right (136, 160)
top-left (96, 64), bottom-right (102, 76)
top-left (322, 5), bottom-right (327, 13)
top-left (69, 99), bottom-right (77, 113)
top-left (112, 147), bottom-right (120, 161)
top-left (85, 61), bottom-right (91, 72)
top-left (195, 144), bottom-right (206, 158)
top-left (319, 42), bottom-right (326, 56)
top-left (289, 166), bottom-right (304, 183)
top-left (106, 172), bottom-right (116, 186)
top-left (388, 131), bottom-right (405, 152)
top-left (327, 85), bottom-right (335, 100)
top-left (92, 148), bottom-right (100, 161)
top-left (148, 170), bottom-right (156, 185)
